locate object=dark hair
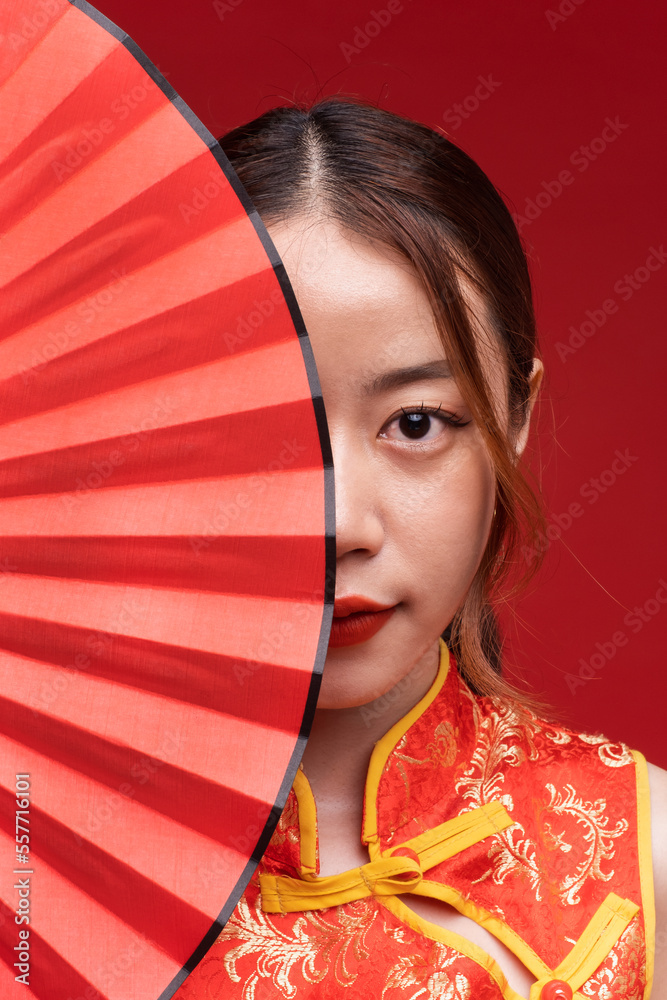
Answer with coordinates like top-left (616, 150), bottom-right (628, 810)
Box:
top-left (218, 96), bottom-right (545, 703)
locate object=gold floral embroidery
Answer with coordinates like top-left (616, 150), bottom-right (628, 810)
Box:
top-left (382, 947), bottom-right (471, 999)
top-left (455, 696), bottom-right (628, 904)
top-left (597, 744), bottom-right (633, 768)
top-left (390, 721), bottom-right (460, 827)
top-left (215, 895), bottom-right (475, 999)
top-left (425, 720), bottom-right (459, 768)
top-left (197, 668), bottom-right (644, 999)
top-left (217, 894), bottom-right (376, 998)
top-left (455, 697), bottom-right (547, 897)
top-left (580, 916), bottom-right (645, 998)
top-left (269, 794), bottom-right (299, 850)
top-left (456, 690), bottom-right (542, 804)
top-left (576, 734), bottom-right (634, 768)
top-left (543, 784), bottom-right (628, 905)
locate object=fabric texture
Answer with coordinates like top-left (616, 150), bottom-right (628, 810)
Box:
top-left (0, 1), bottom-right (332, 995)
top-left (175, 640), bottom-right (654, 1000)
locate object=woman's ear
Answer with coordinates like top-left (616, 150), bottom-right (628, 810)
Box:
top-left (514, 358), bottom-right (543, 458)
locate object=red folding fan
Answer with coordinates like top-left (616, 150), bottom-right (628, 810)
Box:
top-left (0, 1), bottom-right (333, 996)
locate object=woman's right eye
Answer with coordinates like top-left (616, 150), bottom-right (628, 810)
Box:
top-left (380, 405), bottom-right (471, 445)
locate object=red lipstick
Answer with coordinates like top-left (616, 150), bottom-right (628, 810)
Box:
top-left (328, 596), bottom-right (396, 648)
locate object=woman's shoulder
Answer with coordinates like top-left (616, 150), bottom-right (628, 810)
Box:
top-left (647, 759), bottom-right (667, 850)
top-left (648, 761), bottom-right (667, 995)
top-left (472, 682), bottom-right (641, 773)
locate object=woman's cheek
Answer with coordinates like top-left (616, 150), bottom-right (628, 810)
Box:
top-left (412, 454), bottom-right (494, 602)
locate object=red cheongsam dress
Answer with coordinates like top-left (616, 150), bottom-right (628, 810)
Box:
top-left (176, 639), bottom-right (655, 1000)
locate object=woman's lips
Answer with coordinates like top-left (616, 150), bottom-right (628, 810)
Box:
top-left (328, 596), bottom-right (396, 648)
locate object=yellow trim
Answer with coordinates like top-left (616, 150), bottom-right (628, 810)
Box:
top-left (412, 879), bottom-right (552, 984)
top-left (261, 855), bottom-right (423, 913)
top-left (363, 638), bottom-right (450, 848)
top-left (632, 749), bottom-right (656, 1000)
top-left (259, 801), bottom-right (514, 914)
top-left (528, 892), bottom-right (639, 998)
top-left (292, 766), bottom-right (318, 875)
top-left (399, 800), bottom-right (514, 869)
top-left (272, 650), bottom-right (648, 998)
top-left (383, 889), bottom-right (635, 1000)
top-left (380, 893), bottom-right (526, 1000)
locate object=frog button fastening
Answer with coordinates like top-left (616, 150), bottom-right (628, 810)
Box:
top-left (540, 982), bottom-right (573, 1000)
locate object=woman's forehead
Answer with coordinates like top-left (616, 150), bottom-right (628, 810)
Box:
top-left (267, 214), bottom-right (505, 398)
top-left (268, 215), bottom-right (423, 303)
top-left (269, 215), bottom-right (492, 323)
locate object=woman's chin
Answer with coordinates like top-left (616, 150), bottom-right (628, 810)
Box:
top-left (315, 637), bottom-right (441, 713)
top-left (315, 664), bottom-right (404, 712)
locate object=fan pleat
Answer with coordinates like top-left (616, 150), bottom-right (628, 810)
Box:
top-left (0, 469), bottom-right (326, 537)
top-left (1, 37), bottom-right (164, 174)
top-left (0, 2), bottom-right (70, 92)
top-left (0, 274), bottom-right (288, 411)
top-left (0, 535), bottom-right (324, 598)
top-left (0, 400), bottom-right (323, 498)
top-left (0, 612), bottom-right (309, 727)
top-left (0, 339), bottom-right (310, 460)
top-left (2, 162), bottom-right (245, 337)
top-left (0, 735), bottom-right (248, 909)
top-left (0, 690), bottom-right (280, 864)
top-left (0, 576), bottom-right (321, 665)
top-left (0, 45), bottom-right (167, 234)
top-left (1, 216), bottom-right (270, 374)
top-left (2, 106), bottom-right (210, 285)
top-left (0, 660), bottom-right (298, 792)
top-left (0, 922), bottom-right (98, 1000)
top-left (0, 787), bottom-right (210, 958)
top-left (0, 0), bottom-right (332, 993)
top-left (0, 828), bottom-right (181, 999)
top-left (0, 8), bottom-right (117, 161)
top-left (0, 958), bottom-right (39, 998)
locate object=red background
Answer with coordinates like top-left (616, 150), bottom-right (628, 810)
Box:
top-left (93, 0), bottom-right (666, 767)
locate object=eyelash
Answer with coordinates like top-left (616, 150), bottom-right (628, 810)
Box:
top-left (381, 403), bottom-right (471, 445)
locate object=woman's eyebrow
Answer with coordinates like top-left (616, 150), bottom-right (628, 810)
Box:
top-left (362, 360), bottom-right (453, 396)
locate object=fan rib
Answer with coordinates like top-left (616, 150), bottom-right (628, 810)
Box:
top-left (0, 400), bottom-right (324, 500)
top-left (0, 657), bottom-right (299, 801)
top-left (0, 613), bottom-right (309, 729)
top-left (0, 469), bottom-right (326, 537)
top-left (1, 102), bottom-right (205, 285)
top-left (0, 576), bottom-right (322, 667)
top-left (1, 215), bottom-right (270, 377)
top-left (0, 338), bottom-right (310, 461)
top-left (0, 924), bottom-right (99, 1000)
top-left (0, 734), bottom-right (251, 910)
top-left (0, 828), bottom-right (180, 1000)
top-left (0, 274), bottom-right (291, 415)
top-left (0, 535), bottom-right (324, 601)
top-left (0, 786), bottom-right (211, 960)
top-left (0, 8), bottom-right (117, 161)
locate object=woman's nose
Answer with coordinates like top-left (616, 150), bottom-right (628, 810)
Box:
top-left (331, 436), bottom-right (385, 560)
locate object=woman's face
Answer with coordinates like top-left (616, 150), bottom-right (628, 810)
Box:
top-left (267, 215), bottom-right (508, 710)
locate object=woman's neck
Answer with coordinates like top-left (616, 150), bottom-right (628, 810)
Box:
top-left (299, 640), bottom-right (441, 872)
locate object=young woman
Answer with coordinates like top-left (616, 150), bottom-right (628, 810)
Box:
top-left (177, 98), bottom-right (666, 1000)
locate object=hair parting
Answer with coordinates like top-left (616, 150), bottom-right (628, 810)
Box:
top-left (219, 95), bottom-right (547, 708)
